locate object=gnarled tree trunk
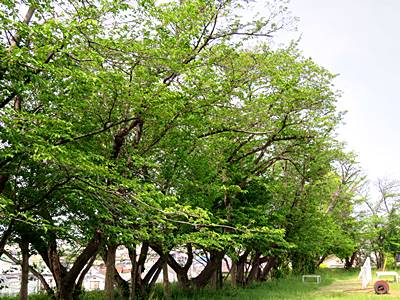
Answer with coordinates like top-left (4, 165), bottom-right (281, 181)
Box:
top-left (192, 251), bottom-right (224, 289)
top-left (33, 230), bottom-right (102, 300)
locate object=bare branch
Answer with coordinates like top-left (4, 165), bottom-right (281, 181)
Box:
top-left (9, 6), bottom-right (36, 48)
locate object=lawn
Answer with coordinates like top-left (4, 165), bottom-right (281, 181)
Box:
top-left (153, 269), bottom-right (400, 300)
top-left (1, 269), bottom-right (399, 299)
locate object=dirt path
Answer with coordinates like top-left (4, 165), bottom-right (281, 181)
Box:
top-left (315, 278), bottom-right (400, 298)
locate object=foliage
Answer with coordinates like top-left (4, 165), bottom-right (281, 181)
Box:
top-left (0, 0), bottom-right (366, 297)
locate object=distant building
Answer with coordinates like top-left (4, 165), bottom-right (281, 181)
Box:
top-left (81, 269), bottom-right (105, 291)
top-left (322, 256), bottom-right (345, 268)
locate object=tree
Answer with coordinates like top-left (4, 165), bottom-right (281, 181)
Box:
top-left (362, 178), bottom-right (400, 269)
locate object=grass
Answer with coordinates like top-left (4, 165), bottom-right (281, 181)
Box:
top-left (0, 294), bottom-right (49, 300)
top-left (152, 269), bottom-right (400, 300)
top-left (1, 269), bottom-right (399, 299)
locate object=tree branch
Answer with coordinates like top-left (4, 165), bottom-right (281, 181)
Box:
top-left (55, 117), bottom-right (141, 145)
top-left (4, 251), bottom-right (53, 294)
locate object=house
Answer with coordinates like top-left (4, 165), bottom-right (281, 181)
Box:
top-left (322, 256), bottom-right (345, 268)
top-left (82, 269), bottom-right (105, 291)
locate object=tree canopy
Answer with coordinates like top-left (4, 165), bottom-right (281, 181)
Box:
top-left (0, 1), bottom-right (377, 299)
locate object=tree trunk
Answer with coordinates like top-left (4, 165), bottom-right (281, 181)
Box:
top-left (38, 230), bottom-right (102, 300)
top-left (217, 259), bottom-right (223, 288)
top-left (59, 284), bottom-right (74, 300)
top-left (105, 244), bottom-right (118, 300)
top-left (259, 256), bottom-right (278, 281)
top-left (344, 251), bottom-right (358, 269)
top-left (4, 251), bottom-right (53, 296)
top-left (128, 246), bottom-right (137, 300)
top-left (48, 241), bottom-right (63, 293)
top-left (246, 252), bottom-right (261, 284)
top-left (210, 269), bottom-right (217, 289)
top-left (236, 250), bottom-right (249, 286)
top-left (376, 251), bottom-right (385, 270)
top-left (143, 256), bottom-right (164, 290)
top-left (230, 260), bottom-right (237, 287)
top-left (317, 255), bottom-right (327, 267)
top-left (74, 254), bottom-right (97, 300)
top-left (230, 250), bottom-right (249, 287)
top-left (19, 239), bottom-right (29, 300)
top-left (113, 243), bottom-right (151, 300)
top-left (0, 219), bottom-right (15, 256)
top-left (210, 256), bottom-right (223, 289)
top-left (152, 243), bottom-right (191, 289)
top-left (192, 251), bottom-right (224, 289)
top-left (162, 260), bottom-right (171, 299)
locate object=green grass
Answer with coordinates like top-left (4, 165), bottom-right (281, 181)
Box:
top-left (150, 269), bottom-right (353, 300)
top-left (0, 294), bottom-right (50, 300)
top-left (150, 269), bottom-right (400, 300)
top-left (1, 269), bottom-right (399, 299)
top-left (152, 277), bottom-right (329, 300)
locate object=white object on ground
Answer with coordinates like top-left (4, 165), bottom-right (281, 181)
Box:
top-left (302, 275), bottom-right (321, 283)
top-left (376, 271), bottom-right (399, 283)
top-left (358, 257), bottom-right (372, 289)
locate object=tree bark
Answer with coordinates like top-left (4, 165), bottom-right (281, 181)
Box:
top-left (48, 240), bottom-right (63, 292)
top-left (128, 246), bottom-right (137, 300)
top-left (19, 239), bottom-right (29, 300)
top-left (246, 252), bottom-right (261, 284)
top-left (105, 244), bottom-right (118, 300)
top-left (113, 243), bottom-right (151, 299)
top-left (210, 267), bottom-right (217, 289)
top-left (210, 258), bottom-right (223, 289)
top-left (0, 220), bottom-right (14, 256)
top-left (259, 256), bottom-right (278, 281)
top-left (192, 251), bottom-right (224, 289)
top-left (74, 254), bottom-right (97, 300)
top-left (217, 258), bottom-right (223, 288)
top-left (163, 259), bottom-right (171, 299)
top-left (376, 251), bottom-right (385, 270)
top-left (37, 230), bottom-right (102, 300)
top-left (143, 256), bottom-right (163, 286)
top-left (233, 250), bottom-right (249, 286)
top-left (230, 260), bottom-right (237, 287)
top-left (151, 243), bottom-right (196, 290)
top-left (151, 243), bottom-right (190, 289)
top-left (147, 262), bottom-right (163, 292)
top-left (166, 254), bottom-right (190, 289)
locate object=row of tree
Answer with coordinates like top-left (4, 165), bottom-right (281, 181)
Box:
top-left (1, 1), bottom-right (397, 300)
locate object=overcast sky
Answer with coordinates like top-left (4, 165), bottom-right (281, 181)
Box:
top-left (266, 0), bottom-right (400, 182)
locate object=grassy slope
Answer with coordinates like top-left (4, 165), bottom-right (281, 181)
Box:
top-left (1, 269), bottom-right (399, 299)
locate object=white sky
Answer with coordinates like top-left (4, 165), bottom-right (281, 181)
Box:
top-left (263, 0), bottom-right (400, 182)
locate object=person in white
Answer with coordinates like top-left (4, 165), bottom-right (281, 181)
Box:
top-left (358, 257), bottom-right (372, 288)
